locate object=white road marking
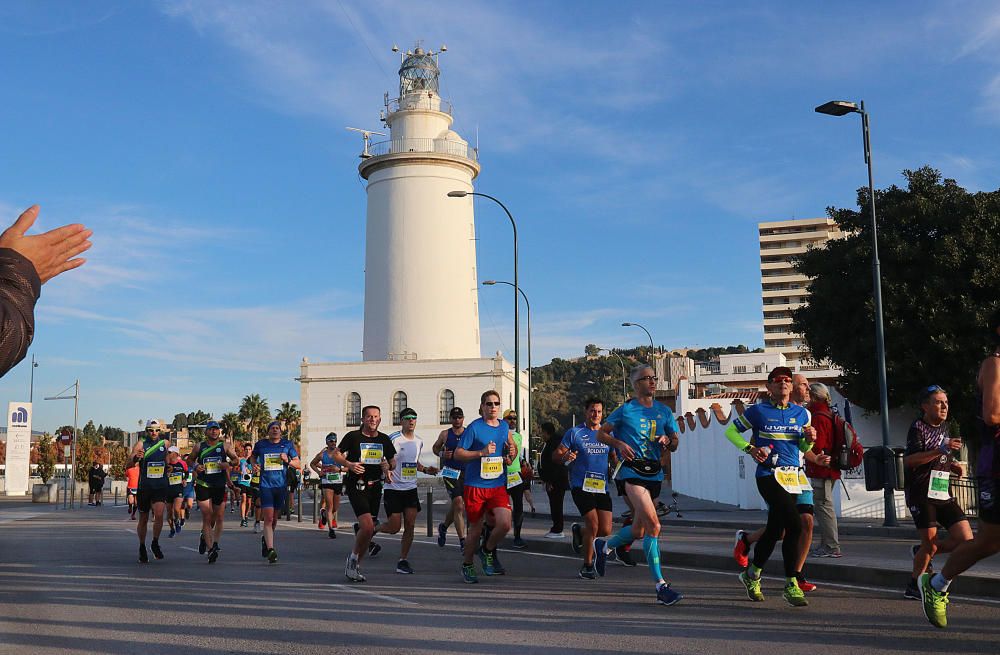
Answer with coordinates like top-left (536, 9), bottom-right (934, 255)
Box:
top-left (329, 583), bottom-right (418, 606)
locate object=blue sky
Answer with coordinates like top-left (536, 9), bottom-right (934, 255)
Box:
top-left (1, 0), bottom-right (998, 432)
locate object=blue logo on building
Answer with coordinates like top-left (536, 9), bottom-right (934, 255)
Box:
top-left (10, 406), bottom-right (28, 425)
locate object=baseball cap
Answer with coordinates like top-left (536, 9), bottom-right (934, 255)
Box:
top-left (399, 408), bottom-right (417, 420)
top-left (767, 366), bottom-right (794, 382)
top-left (145, 419), bottom-right (161, 429)
top-left (205, 420), bottom-right (220, 430)
top-left (325, 432), bottom-right (338, 443)
top-left (449, 407), bottom-right (464, 418)
top-left (503, 409), bottom-right (517, 419)
top-left (167, 446), bottom-right (180, 454)
top-left (267, 420), bottom-right (281, 431)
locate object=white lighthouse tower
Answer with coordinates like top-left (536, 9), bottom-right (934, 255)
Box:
top-left (360, 45), bottom-right (481, 361)
top-left (299, 44), bottom-right (529, 464)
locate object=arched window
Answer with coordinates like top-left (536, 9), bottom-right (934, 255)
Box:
top-left (439, 389), bottom-right (455, 424)
top-left (392, 391), bottom-right (408, 425)
top-left (346, 392), bottom-right (361, 427)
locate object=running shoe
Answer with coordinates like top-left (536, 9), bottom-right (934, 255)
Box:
top-left (819, 547), bottom-right (842, 558)
top-left (782, 580), bottom-right (808, 607)
top-left (919, 573), bottom-right (948, 629)
top-left (491, 550), bottom-right (506, 575)
top-left (462, 563), bottom-right (478, 584)
top-left (579, 565), bottom-right (598, 580)
top-left (328, 528), bottom-right (337, 539)
top-left (571, 523), bottom-right (583, 554)
top-left (368, 542), bottom-right (382, 558)
top-left (319, 509), bottom-right (327, 530)
top-left (168, 526), bottom-right (175, 538)
top-left (253, 521), bottom-right (260, 533)
top-left (261, 536), bottom-right (268, 558)
top-left (478, 548), bottom-right (497, 576)
top-left (904, 579), bottom-right (921, 600)
top-left (511, 537), bottom-right (527, 550)
top-left (437, 522), bottom-right (447, 547)
top-left (208, 545), bottom-right (219, 564)
top-left (739, 570), bottom-right (764, 602)
top-left (544, 531), bottom-right (565, 539)
top-left (175, 522), bottom-right (182, 534)
top-left (912, 544), bottom-right (933, 574)
top-left (615, 546), bottom-right (636, 567)
top-left (331, 519), bottom-right (338, 528)
top-left (593, 538), bottom-right (608, 577)
top-left (656, 583), bottom-right (683, 606)
top-left (198, 534), bottom-right (207, 555)
top-left (396, 559), bottom-right (414, 574)
top-left (798, 578), bottom-right (817, 593)
top-left (179, 518), bottom-right (185, 527)
top-left (138, 544), bottom-right (149, 564)
top-left (345, 556), bottom-right (366, 583)
top-left (150, 541), bottom-right (164, 560)
top-left (267, 548), bottom-right (278, 564)
top-left (733, 530), bottom-right (750, 568)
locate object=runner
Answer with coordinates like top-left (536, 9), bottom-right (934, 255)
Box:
top-left (193, 420), bottom-right (240, 564)
top-left (503, 409), bottom-right (529, 549)
top-left (902, 385), bottom-right (973, 600)
top-left (454, 390), bottom-right (518, 583)
top-left (920, 313), bottom-right (1000, 628)
top-left (554, 398), bottom-right (612, 579)
top-left (249, 452), bottom-right (262, 533)
top-left (227, 457), bottom-right (242, 515)
top-left (593, 365), bottom-right (683, 606)
top-left (238, 443), bottom-right (254, 527)
top-left (310, 432), bottom-right (347, 539)
top-left (336, 405), bottom-right (396, 582)
top-left (131, 419), bottom-right (171, 563)
top-left (166, 446), bottom-right (188, 538)
top-left (725, 366), bottom-right (816, 607)
top-left (249, 421), bottom-right (301, 563)
top-left (432, 407), bottom-right (467, 550)
top-left (125, 458), bottom-right (140, 520)
top-left (375, 408), bottom-right (438, 573)
top-left (181, 452), bottom-right (196, 523)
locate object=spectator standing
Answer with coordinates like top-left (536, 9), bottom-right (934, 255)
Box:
top-left (805, 383), bottom-right (841, 557)
top-left (88, 461), bottom-right (107, 506)
top-left (538, 421), bottom-right (568, 539)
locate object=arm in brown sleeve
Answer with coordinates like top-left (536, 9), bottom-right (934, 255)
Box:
top-left (0, 248), bottom-right (41, 377)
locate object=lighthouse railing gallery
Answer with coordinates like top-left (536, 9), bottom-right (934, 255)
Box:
top-left (368, 137), bottom-right (478, 162)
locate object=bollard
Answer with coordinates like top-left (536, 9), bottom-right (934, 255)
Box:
top-left (79, 487), bottom-right (84, 507)
top-left (297, 485), bottom-right (303, 523)
top-left (115, 487), bottom-right (119, 507)
top-left (426, 487), bottom-right (433, 537)
top-left (312, 485), bottom-right (318, 525)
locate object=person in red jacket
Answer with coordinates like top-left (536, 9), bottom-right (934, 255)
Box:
top-left (806, 383), bottom-right (841, 557)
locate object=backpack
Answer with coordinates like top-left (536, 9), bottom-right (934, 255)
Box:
top-left (814, 406), bottom-right (863, 470)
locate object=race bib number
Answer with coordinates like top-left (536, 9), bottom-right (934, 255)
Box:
top-left (324, 472), bottom-right (342, 484)
top-left (441, 466), bottom-right (461, 480)
top-left (146, 463), bottom-right (164, 479)
top-left (203, 457), bottom-right (221, 475)
top-left (928, 469), bottom-right (951, 501)
top-left (168, 472), bottom-right (183, 486)
top-left (264, 453), bottom-right (284, 471)
top-left (774, 467), bottom-right (802, 494)
top-left (506, 471), bottom-right (523, 489)
top-left (251, 472), bottom-right (260, 485)
top-left (361, 443), bottom-right (384, 465)
top-left (401, 462), bottom-right (418, 481)
top-left (480, 456), bottom-right (503, 480)
top-left (582, 472), bottom-right (607, 494)
top-left (797, 469), bottom-right (809, 489)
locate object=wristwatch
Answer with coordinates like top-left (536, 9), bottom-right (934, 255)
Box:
top-left (743, 444), bottom-right (753, 454)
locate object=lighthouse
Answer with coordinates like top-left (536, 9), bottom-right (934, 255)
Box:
top-left (360, 46), bottom-right (481, 361)
top-left (299, 44), bottom-right (529, 464)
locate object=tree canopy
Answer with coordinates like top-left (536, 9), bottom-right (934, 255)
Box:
top-left (793, 166), bottom-right (1000, 444)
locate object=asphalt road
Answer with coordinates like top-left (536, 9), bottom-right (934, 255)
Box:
top-left (1, 504), bottom-right (998, 654)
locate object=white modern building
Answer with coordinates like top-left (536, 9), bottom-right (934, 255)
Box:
top-left (299, 45), bottom-right (529, 462)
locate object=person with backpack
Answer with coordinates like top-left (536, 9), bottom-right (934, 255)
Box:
top-left (805, 383), bottom-right (844, 558)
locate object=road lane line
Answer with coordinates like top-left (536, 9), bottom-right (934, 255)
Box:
top-left (329, 583), bottom-right (417, 605)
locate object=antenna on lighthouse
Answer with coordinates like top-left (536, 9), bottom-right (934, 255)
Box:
top-left (346, 127), bottom-right (387, 159)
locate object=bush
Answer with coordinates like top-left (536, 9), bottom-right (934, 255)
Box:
top-left (35, 434), bottom-right (56, 483)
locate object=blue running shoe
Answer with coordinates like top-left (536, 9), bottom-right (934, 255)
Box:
top-left (593, 538), bottom-right (608, 577)
top-left (657, 583), bottom-right (683, 606)
top-left (462, 563), bottom-right (478, 584)
top-left (168, 526), bottom-right (175, 538)
top-left (438, 522), bottom-right (447, 548)
top-left (478, 548), bottom-right (496, 576)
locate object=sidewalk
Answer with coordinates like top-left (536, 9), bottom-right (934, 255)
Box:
top-left (433, 481), bottom-right (1000, 598)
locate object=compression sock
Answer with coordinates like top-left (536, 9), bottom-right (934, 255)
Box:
top-left (643, 536), bottom-right (664, 584)
top-left (606, 525), bottom-right (634, 550)
top-left (749, 564), bottom-right (763, 580)
top-left (930, 573), bottom-right (952, 592)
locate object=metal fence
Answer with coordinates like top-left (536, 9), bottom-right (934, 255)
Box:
top-left (368, 137), bottom-right (477, 161)
top-left (951, 476), bottom-right (979, 517)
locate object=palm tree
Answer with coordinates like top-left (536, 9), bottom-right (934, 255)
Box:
top-left (275, 402), bottom-right (302, 444)
top-left (238, 394), bottom-right (271, 440)
top-left (220, 412), bottom-right (243, 441)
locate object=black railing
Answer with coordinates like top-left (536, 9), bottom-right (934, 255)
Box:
top-left (951, 477), bottom-right (979, 517)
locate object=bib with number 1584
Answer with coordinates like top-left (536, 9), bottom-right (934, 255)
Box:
top-left (361, 443), bottom-right (384, 465)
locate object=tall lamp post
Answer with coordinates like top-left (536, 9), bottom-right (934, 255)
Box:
top-left (44, 380), bottom-right (79, 510)
top-left (29, 354), bottom-right (38, 402)
top-left (598, 347), bottom-right (628, 404)
top-left (622, 321), bottom-right (655, 354)
top-left (483, 280), bottom-right (531, 441)
top-left (448, 190), bottom-right (521, 427)
top-left (816, 99), bottom-right (896, 526)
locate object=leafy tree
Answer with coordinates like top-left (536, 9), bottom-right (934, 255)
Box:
top-left (172, 413), bottom-right (188, 431)
top-left (101, 426), bottom-right (126, 442)
top-left (74, 439), bottom-right (96, 483)
top-left (186, 410), bottom-right (212, 439)
top-left (81, 420), bottom-right (100, 444)
top-left (584, 344), bottom-right (601, 357)
top-left (34, 434), bottom-right (56, 483)
top-left (107, 443), bottom-right (129, 480)
top-left (793, 166), bottom-right (1000, 447)
top-left (276, 402), bottom-right (302, 445)
top-left (239, 394), bottom-right (271, 440)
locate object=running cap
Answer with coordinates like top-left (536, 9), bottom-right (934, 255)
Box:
top-left (449, 407), bottom-right (464, 418)
top-left (767, 366), bottom-right (794, 383)
top-left (399, 408), bottom-right (418, 420)
top-left (503, 409), bottom-right (517, 419)
top-left (325, 432), bottom-right (338, 443)
top-left (167, 446), bottom-right (180, 454)
top-left (205, 420), bottom-right (220, 430)
top-left (145, 419), bottom-right (161, 429)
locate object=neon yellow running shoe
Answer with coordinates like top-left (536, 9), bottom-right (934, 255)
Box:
top-left (782, 579), bottom-right (808, 607)
top-left (739, 570), bottom-right (765, 602)
top-left (919, 572), bottom-right (948, 628)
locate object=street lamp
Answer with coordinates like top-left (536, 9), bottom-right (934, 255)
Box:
top-left (598, 347), bottom-right (628, 405)
top-left (44, 380), bottom-right (79, 510)
top-left (816, 98), bottom-right (896, 526)
top-left (448, 190), bottom-right (521, 426)
top-left (621, 322), bottom-right (655, 354)
top-left (483, 280), bottom-right (530, 438)
top-left (29, 354), bottom-right (38, 403)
